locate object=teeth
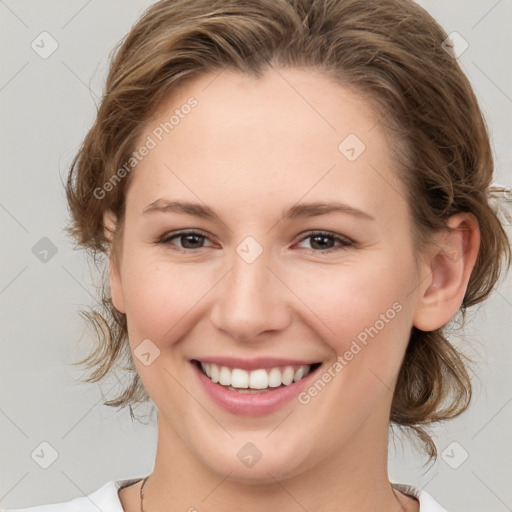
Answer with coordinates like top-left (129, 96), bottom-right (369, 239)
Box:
top-left (249, 369), bottom-right (268, 389)
top-left (219, 366), bottom-right (231, 386)
top-left (268, 367), bottom-right (282, 387)
top-left (199, 362), bottom-right (313, 390)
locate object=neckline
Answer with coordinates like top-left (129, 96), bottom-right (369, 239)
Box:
top-left (114, 478), bottom-right (423, 510)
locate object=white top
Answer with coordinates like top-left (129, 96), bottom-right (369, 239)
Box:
top-left (1, 477), bottom-right (450, 511)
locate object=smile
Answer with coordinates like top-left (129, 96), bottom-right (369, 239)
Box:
top-left (195, 360), bottom-right (322, 393)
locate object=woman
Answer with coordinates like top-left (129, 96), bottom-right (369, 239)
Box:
top-left (5, 0), bottom-right (510, 511)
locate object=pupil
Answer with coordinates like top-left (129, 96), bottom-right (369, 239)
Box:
top-left (311, 235), bottom-right (333, 250)
top-left (181, 234), bottom-right (334, 250)
top-left (182, 234), bottom-right (203, 248)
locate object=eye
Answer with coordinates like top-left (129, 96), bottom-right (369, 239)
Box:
top-left (294, 231), bottom-right (354, 254)
top-left (158, 229), bottom-right (354, 255)
top-left (159, 230), bottom-right (215, 252)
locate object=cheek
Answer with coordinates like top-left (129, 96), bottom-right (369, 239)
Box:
top-left (120, 257), bottom-right (216, 343)
top-left (120, 239), bottom-right (417, 360)
top-left (294, 258), bottom-right (406, 329)
top-left (288, 253), bottom-right (414, 374)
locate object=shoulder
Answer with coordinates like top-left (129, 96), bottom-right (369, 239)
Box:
top-left (0, 476), bottom-right (145, 512)
top-left (392, 482), bottom-right (451, 512)
top-left (2, 478), bottom-right (450, 512)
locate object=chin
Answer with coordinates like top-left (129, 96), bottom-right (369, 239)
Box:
top-left (198, 444), bottom-right (311, 485)
top-left (225, 461), bottom-right (301, 485)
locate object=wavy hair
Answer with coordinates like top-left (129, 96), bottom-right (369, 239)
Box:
top-left (65, 0), bottom-right (511, 464)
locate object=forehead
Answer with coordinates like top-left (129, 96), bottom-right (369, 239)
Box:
top-left (125, 68), bottom-right (407, 224)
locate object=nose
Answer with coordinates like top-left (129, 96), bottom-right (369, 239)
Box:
top-left (209, 244), bottom-right (292, 343)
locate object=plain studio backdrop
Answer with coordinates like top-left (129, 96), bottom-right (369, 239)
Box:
top-left (0, 1), bottom-right (511, 510)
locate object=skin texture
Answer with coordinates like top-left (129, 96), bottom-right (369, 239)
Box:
top-left (108, 67), bottom-right (480, 512)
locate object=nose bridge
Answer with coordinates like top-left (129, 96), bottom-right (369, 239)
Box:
top-left (210, 237), bottom-right (290, 341)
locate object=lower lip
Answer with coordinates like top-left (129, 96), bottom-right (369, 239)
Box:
top-left (191, 361), bottom-right (321, 416)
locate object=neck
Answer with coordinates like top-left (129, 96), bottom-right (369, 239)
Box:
top-left (140, 412), bottom-right (414, 512)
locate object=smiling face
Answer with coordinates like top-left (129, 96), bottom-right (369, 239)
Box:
top-left (107, 67), bottom-right (430, 483)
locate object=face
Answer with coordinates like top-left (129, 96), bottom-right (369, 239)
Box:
top-left (108, 68), bottom-right (429, 483)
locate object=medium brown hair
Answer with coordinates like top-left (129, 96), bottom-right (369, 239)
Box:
top-left (65, 0), bottom-right (511, 463)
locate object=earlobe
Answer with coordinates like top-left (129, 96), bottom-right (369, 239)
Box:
top-left (412, 212), bottom-right (480, 331)
top-left (103, 210), bottom-right (126, 315)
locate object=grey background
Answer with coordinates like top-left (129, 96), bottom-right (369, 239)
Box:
top-left (1, 1), bottom-right (511, 510)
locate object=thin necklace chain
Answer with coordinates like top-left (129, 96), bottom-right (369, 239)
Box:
top-left (140, 475), bottom-right (150, 512)
top-left (139, 473), bottom-right (412, 512)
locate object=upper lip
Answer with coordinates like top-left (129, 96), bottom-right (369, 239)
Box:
top-left (192, 356), bottom-right (321, 371)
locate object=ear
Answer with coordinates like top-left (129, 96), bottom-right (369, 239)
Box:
top-left (103, 210), bottom-right (126, 314)
top-left (412, 212), bottom-right (480, 331)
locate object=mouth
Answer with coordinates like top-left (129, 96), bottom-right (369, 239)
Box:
top-left (192, 359), bottom-right (323, 394)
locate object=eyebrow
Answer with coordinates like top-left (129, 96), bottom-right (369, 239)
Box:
top-left (142, 199), bottom-right (375, 221)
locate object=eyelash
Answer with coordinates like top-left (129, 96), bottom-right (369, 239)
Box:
top-left (158, 229), bottom-right (354, 255)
